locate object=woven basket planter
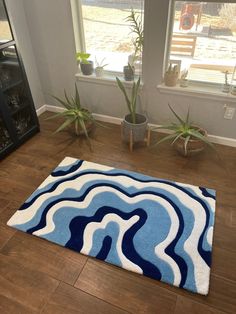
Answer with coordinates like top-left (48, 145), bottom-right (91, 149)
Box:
top-left (173, 127), bottom-right (207, 157)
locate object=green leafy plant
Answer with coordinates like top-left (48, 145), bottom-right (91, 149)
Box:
top-left (116, 76), bottom-right (141, 124)
top-left (153, 104), bottom-right (215, 155)
top-left (76, 52), bottom-right (91, 64)
top-left (125, 8), bottom-right (144, 62)
top-left (46, 84), bottom-right (94, 142)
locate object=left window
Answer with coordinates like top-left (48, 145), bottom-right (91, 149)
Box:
top-left (72, 0), bottom-right (144, 74)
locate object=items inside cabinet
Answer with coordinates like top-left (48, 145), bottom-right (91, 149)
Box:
top-left (13, 106), bottom-right (34, 137)
top-left (0, 114), bottom-right (12, 151)
top-left (0, 45), bottom-right (22, 91)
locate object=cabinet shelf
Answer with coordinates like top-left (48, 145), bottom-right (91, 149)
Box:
top-left (0, 58), bottom-right (18, 67)
top-left (2, 79), bottom-right (22, 92)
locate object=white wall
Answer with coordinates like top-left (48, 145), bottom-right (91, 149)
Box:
top-left (7, 0), bottom-right (236, 139)
top-left (22, 0), bottom-right (78, 105)
top-left (5, 0), bottom-right (44, 109)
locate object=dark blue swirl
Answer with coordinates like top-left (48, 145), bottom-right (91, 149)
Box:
top-left (199, 187), bottom-right (215, 200)
top-left (20, 169), bottom-right (211, 212)
top-left (96, 235), bottom-right (112, 260)
top-left (24, 168), bottom-right (212, 267)
top-left (51, 160), bottom-right (84, 177)
top-left (66, 206), bottom-right (162, 280)
top-left (26, 183), bottom-right (191, 283)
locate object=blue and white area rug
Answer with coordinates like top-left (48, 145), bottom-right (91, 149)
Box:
top-left (7, 157), bottom-right (216, 295)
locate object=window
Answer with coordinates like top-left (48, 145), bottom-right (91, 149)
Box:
top-left (167, 1), bottom-right (236, 86)
top-left (73, 0), bottom-right (144, 74)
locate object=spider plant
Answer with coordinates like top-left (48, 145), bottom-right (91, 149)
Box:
top-left (153, 104), bottom-right (215, 155)
top-left (116, 76), bottom-right (141, 124)
top-left (46, 84), bottom-right (94, 142)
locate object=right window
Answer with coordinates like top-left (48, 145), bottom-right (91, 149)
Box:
top-left (168, 1), bottom-right (236, 85)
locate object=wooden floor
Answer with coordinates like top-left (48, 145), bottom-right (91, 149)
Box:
top-left (0, 111), bottom-right (236, 314)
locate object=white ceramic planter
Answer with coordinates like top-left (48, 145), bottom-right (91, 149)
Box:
top-left (95, 67), bottom-right (104, 77)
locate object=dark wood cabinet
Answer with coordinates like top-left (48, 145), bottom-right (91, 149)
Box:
top-left (0, 0), bottom-right (39, 159)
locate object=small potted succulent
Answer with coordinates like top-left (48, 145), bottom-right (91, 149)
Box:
top-left (116, 76), bottom-right (148, 149)
top-left (76, 52), bottom-right (94, 75)
top-left (94, 57), bottom-right (108, 77)
top-left (153, 104), bottom-right (215, 157)
top-left (46, 84), bottom-right (95, 145)
top-left (222, 70), bottom-right (230, 93)
top-left (164, 64), bottom-right (179, 87)
top-left (180, 69), bottom-right (189, 87)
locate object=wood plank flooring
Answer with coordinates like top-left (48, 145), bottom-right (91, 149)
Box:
top-left (0, 111), bottom-right (235, 314)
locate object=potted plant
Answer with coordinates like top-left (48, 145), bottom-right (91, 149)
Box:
top-left (153, 104), bottom-right (215, 157)
top-left (76, 52), bottom-right (94, 75)
top-left (94, 57), bottom-right (108, 77)
top-left (126, 8), bottom-right (144, 73)
top-left (180, 69), bottom-right (189, 87)
top-left (46, 84), bottom-right (94, 144)
top-left (222, 70), bottom-right (230, 93)
top-left (116, 76), bottom-right (148, 148)
top-left (164, 64), bottom-right (179, 87)
top-left (123, 63), bottom-right (135, 81)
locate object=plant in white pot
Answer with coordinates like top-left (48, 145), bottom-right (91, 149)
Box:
top-left (95, 57), bottom-right (108, 77)
top-left (76, 52), bottom-right (94, 75)
top-left (153, 104), bottom-right (215, 157)
top-left (116, 76), bottom-right (148, 151)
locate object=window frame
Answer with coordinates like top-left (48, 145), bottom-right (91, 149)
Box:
top-left (165, 0), bottom-right (236, 88)
top-left (70, 0), bottom-right (144, 77)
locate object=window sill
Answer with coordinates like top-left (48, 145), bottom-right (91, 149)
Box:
top-left (157, 83), bottom-right (236, 103)
top-left (76, 73), bottom-right (142, 88)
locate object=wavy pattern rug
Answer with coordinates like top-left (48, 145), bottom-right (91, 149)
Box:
top-left (7, 157), bottom-right (216, 295)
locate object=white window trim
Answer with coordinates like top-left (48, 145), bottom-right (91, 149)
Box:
top-left (71, 0), bottom-right (144, 76)
top-left (70, 0), bottom-right (86, 52)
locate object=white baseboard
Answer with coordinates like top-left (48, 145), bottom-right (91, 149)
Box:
top-left (36, 104), bottom-right (236, 148)
top-left (36, 105), bottom-right (47, 116)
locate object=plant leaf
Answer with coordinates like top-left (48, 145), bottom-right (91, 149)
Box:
top-left (168, 103), bottom-right (185, 125)
top-left (75, 83), bottom-right (81, 109)
top-left (53, 117), bottom-right (75, 134)
top-left (184, 135), bottom-right (191, 155)
top-left (186, 106), bottom-right (190, 125)
top-left (171, 132), bottom-right (184, 145)
top-left (116, 77), bottom-right (131, 113)
top-left (51, 95), bottom-right (72, 110)
top-left (153, 133), bottom-right (180, 146)
top-left (152, 124), bottom-right (179, 131)
top-left (188, 129), bottom-right (215, 149)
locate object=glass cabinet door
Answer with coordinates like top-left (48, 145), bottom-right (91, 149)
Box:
top-left (0, 111), bottom-right (12, 153)
top-left (0, 0), bottom-right (13, 44)
top-left (0, 45), bottom-right (35, 138)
